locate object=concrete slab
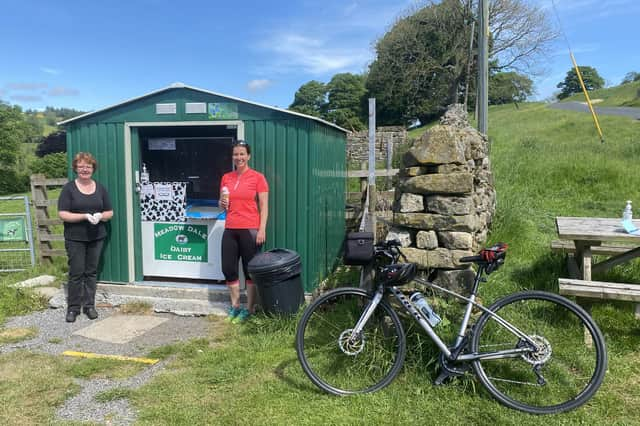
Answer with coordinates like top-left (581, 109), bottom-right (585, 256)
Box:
top-left (73, 315), bottom-right (168, 344)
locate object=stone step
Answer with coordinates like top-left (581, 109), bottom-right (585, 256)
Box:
top-left (97, 282), bottom-right (231, 302)
top-left (47, 282), bottom-right (241, 317)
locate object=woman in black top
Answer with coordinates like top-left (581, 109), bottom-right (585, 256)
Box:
top-left (58, 152), bottom-right (113, 322)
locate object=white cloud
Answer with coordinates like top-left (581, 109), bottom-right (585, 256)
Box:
top-left (48, 86), bottom-right (80, 96)
top-left (41, 67), bottom-right (61, 75)
top-left (5, 82), bottom-right (48, 91)
top-left (343, 2), bottom-right (358, 16)
top-left (247, 79), bottom-right (273, 92)
top-left (258, 32), bottom-right (369, 75)
top-left (11, 94), bottom-right (43, 102)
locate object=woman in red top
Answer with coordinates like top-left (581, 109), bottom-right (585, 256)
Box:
top-left (219, 141), bottom-right (269, 322)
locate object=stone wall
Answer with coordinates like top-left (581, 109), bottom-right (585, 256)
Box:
top-left (386, 104), bottom-right (496, 293)
top-left (346, 126), bottom-right (407, 164)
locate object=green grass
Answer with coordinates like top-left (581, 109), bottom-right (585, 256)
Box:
top-left (0, 351), bottom-right (80, 425)
top-left (95, 387), bottom-right (135, 403)
top-left (0, 102), bottom-right (639, 424)
top-left (0, 326), bottom-right (37, 343)
top-left (563, 80), bottom-right (640, 107)
top-left (65, 357), bottom-right (147, 379)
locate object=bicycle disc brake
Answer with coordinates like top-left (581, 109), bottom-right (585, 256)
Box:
top-left (338, 329), bottom-right (365, 355)
top-left (518, 335), bottom-right (552, 365)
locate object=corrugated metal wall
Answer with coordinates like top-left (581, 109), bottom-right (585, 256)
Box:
top-left (65, 88), bottom-right (346, 292)
top-left (66, 122), bottom-right (129, 283)
top-left (245, 120), bottom-right (345, 292)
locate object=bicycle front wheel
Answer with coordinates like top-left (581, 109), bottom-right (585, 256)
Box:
top-left (471, 291), bottom-right (607, 414)
top-left (295, 287), bottom-right (406, 395)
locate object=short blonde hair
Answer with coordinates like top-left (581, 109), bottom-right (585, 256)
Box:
top-left (72, 152), bottom-right (98, 172)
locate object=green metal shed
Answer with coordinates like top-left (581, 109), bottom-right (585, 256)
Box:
top-left (59, 83), bottom-right (347, 293)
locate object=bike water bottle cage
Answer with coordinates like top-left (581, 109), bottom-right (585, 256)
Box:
top-left (379, 263), bottom-right (417, 287)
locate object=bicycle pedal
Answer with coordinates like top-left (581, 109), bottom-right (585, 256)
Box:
top-left (433, 371), bottom-right (455, 386)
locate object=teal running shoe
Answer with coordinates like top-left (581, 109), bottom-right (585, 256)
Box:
top-left (231, 308), bottom-right (250, 324)
top-left (225, 306), bottom-right (240, 322)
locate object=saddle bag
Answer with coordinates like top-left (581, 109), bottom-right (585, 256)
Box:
top-left (343, 231), bottom-right (374, 265)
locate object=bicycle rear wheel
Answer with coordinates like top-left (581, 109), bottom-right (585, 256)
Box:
top-left (296, 287), bottom-right (406, 395)
top-left (471, 291), bottom-right (607, 414)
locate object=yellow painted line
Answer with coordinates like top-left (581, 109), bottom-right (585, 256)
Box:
top-left (62, 350), bottom-right (159, 365)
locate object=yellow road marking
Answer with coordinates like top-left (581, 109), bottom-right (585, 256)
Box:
top-left (62, 350), bottom-right (159, 364)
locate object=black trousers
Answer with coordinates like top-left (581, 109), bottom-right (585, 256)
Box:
top-left (221, 229), bottom-right (259, 282)
top-left (65, 238), bottom-right (105, 312)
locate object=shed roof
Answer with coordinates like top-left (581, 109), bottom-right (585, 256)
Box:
top-left (58, 82), bottom-right (348, 133)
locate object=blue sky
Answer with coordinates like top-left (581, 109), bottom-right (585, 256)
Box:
top-left (0, 0), bottom-right (637, 113)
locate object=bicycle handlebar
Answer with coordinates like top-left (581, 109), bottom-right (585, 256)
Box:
top-left (374, 240), bottom-right (404, 263)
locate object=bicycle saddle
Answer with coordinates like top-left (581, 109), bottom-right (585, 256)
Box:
top-left (379, 263), bottom-right (417, 286)
top-left (459, 242), bottom-right (508, 274)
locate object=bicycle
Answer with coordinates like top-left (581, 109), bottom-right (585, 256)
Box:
top-left (295, 240), bottom-right (607, 415)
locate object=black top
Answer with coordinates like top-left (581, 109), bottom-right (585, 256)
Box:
top-left (58, 180), bottom-right (113, 242)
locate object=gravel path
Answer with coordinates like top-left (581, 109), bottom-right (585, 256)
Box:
top-left (1, 307), bottom-right (212, 425)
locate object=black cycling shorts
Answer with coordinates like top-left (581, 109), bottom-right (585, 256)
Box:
top-left (221, 228), bottom-right (259, 283)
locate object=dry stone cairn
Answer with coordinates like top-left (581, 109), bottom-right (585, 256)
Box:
top-left (388, 104), bottom-right (496, 293)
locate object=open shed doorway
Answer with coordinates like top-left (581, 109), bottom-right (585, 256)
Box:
top-left (137, 124), bottom-right (238, 286)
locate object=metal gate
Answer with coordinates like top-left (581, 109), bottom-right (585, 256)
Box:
top-left (0, 196), bottom-right (36, 272)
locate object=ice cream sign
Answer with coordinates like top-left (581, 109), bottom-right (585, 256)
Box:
top-left (154, 223), bottom-right (208, 262)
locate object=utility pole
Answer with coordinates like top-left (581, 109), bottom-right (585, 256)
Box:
top-left (478, 0), bottom-right (489, 134)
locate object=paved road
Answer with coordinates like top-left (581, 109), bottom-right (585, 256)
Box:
top-left (549, 101), bottom-right (640, 119)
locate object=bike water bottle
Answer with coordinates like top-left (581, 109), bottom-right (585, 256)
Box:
top-left (623, 200), bottom-right (633, 221)
top-left (409, 292), bottom-right (441, 327)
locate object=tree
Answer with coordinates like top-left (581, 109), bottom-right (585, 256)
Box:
top-left (621, 71), bottom-right (640, 85)
top-left (367, 0), bottom-right (473, 125)
top-left (488, 71), bottom-right (532, 105)
top-left (0, 103), bottom-right (30, 169)
top-left (36, 130), bottom-right (67, 157)
top-left (325, 73), bottom-right (367, 130)
top-left (289, 81), bottom-right (327, 117)
top-left (366, 0), bottom-right (557, 125)
top-left (556, 66), bottom-right (605, 100)
top-left (488, 0), bottom-right (558, 73)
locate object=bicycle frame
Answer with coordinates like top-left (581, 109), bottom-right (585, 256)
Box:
top-left (349, 263), bottom-right (539, 362)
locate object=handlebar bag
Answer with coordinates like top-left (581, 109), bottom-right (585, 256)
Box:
top-left (344, 231), bottom-right (374, 265)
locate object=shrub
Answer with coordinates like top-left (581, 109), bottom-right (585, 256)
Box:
top-left (0, 169), bottom-right (29, 195)
top-left (30, 152), bottom-right (67, 178)
top-left (35, 130), bottom-right (66, 157)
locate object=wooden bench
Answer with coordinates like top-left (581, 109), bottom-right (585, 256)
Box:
top-left (559, 278), bottom-right (640, 319)
top-left (551, 239), bottom-right (633, 256)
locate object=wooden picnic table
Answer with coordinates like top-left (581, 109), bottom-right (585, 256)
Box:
top-left (554, 216), bottom-right (640, 319)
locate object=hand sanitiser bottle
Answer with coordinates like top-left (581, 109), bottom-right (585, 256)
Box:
top-left (623, 200), bottom-right (633, 222)
top-left (409, 292), bottom-right (441, 327)
top-left (141, 163), bottom-right (149, 184)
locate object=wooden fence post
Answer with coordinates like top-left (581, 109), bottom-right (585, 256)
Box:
top-left (30, 174), bottom-right (68, 263)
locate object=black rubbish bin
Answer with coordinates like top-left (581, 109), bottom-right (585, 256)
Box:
top-left (247, 248), bottom-right (303, 315)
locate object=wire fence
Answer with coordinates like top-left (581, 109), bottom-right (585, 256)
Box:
top-left (0, 196), bottom-right (35, 272)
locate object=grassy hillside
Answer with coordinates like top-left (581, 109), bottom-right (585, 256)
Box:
top-left (488, 101), bottom-right (639, 262)
top-left (563, 80), bottom-right (640, 107)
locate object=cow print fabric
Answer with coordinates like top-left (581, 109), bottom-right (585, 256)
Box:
top-left (141, 182), bottom-right (187, 222)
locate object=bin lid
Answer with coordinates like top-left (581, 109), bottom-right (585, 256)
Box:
top-left (247, 248), bottom-right (301, 274)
